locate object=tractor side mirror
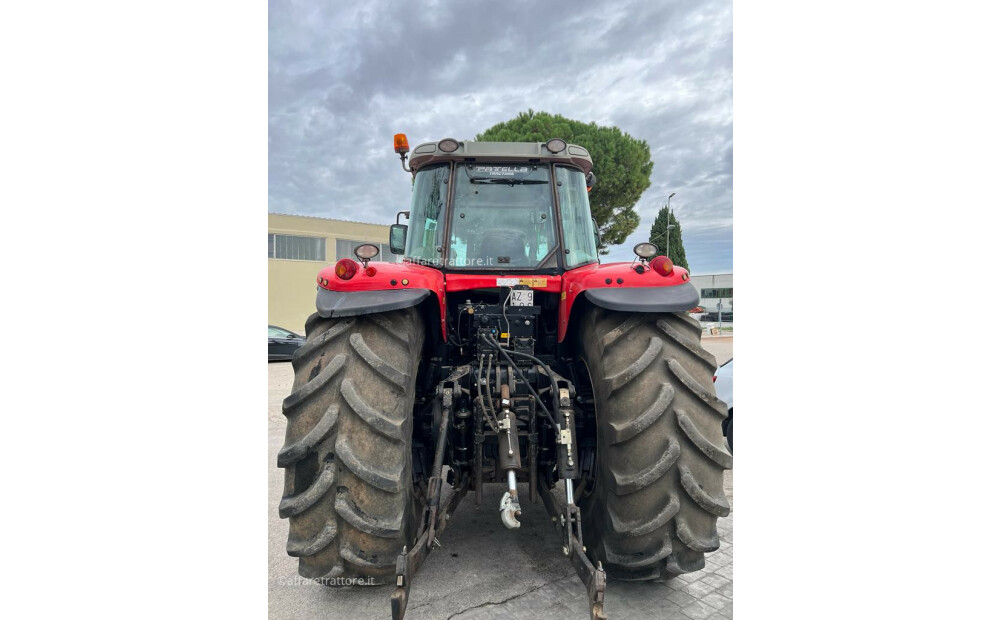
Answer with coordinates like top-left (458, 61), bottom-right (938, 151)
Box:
top-left (586, 172), bottom-right (597, 189)
top-left (389, 224), bottom-right (408, 254)
top-left (592, 217), bottom-right (602, 248)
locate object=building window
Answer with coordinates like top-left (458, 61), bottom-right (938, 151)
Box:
top-left (335, 239), bottom-right (401, 263)
top-left (268, 234), bottom-right (326, 261)
top-left (701, 288), bottom-right (733, 299)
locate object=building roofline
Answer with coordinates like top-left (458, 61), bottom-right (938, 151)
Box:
top-left (268, 212), bottom-right (388, 227)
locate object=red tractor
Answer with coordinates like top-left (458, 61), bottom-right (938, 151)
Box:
top-left (278, 135), bottom-right (731, 619)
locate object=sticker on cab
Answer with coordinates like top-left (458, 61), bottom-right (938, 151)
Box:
top-left (496, 277), bottom-right (548, 288)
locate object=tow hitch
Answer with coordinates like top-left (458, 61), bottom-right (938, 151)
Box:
top-left (391, 379), bottom-right (606, 620)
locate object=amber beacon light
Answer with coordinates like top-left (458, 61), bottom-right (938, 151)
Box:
top-left (394, 133), bottom-right (409, 154)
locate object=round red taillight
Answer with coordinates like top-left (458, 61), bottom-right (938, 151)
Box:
top-left (365, 266), bottom-right (377, 277)
top-left (334, 259), bottom-right (358, 280)
top-left (650, 255), bottom-right (674, 277)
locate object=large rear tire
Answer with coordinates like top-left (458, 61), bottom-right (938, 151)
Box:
top-left (278, 309), bottom-right (424, 584)
top-left (577, 307), bottom-right (732, 580)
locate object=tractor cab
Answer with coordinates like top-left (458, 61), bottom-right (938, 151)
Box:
top-left (389, 136), bottom-right (600, 274)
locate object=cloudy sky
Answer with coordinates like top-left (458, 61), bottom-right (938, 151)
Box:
top-left (269, 0), bottom-right (732, 273)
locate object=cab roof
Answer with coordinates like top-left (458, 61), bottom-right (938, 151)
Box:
top-left (408, 140), bottom-right (593, 175)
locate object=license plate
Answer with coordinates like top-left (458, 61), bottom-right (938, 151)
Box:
top-left (511, 290), bottom-right (534, 306)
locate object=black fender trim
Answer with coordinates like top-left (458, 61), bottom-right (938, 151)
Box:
top-left (316, 287), bottom-right (430, 318)
top-left (583, 282), bottom-right (700, 313)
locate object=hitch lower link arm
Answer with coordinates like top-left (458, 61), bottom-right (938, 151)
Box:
top-left (536, 387), bottom-right (608, 620)
top-left (537, 479), bottom-right (607, 620)
top-left (391, 381), bottom-right (470, 620)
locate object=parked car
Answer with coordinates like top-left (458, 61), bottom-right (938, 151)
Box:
top-left (713, 358), bottom-right (733, 452)
top-left (268, 325), bottom-right (304, 361)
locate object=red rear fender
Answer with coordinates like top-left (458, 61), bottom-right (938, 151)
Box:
top-left (558, 262), bottom-right (695, 342)
top-left (316, 262), bottom-right (447, 339)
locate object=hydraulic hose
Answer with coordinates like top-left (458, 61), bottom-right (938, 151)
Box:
top-left (480, 333), bottom-right (559, 432)
top-left (487, 334), bottom-right (561, 415)
top-left (484, 353), bottom-right (500, 430)
top-left (513, 356), bottom-right (560, 415)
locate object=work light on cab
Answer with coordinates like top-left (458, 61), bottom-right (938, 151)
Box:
top-left (353, 243), bottom-right (380, 266)
top-left (545, 138), bottom-right (567, 153)
top-left (334, 258), bottom-right (358, 280)
top-left (633, 242), bottom-right (658, 259)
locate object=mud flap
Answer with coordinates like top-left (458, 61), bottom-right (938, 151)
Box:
top-left (316, 287), bottom-right (429, 318)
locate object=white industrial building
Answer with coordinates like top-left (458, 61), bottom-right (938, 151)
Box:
top-left (688, 273), bottom-right (733, 322)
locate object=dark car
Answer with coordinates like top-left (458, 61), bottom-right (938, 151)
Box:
top-left (268, 325), bottom-right (304, 361)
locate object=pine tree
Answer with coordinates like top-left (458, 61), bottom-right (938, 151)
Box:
top-left (649, 206), bottom-right (690, 271)
top-left (478, 110), bottom-right (653, 251)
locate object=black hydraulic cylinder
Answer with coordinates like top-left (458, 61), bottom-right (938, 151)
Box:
top-left (556, 396), bottom-right (580, 480)
top-left (496, 386), bottom-right (521, 472)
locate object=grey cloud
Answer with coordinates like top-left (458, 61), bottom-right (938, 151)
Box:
top-left (270, 0), bottom-right (732, 274)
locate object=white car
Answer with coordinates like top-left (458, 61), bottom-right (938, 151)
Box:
top-left (713, 358), bottom-right (733, 452)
